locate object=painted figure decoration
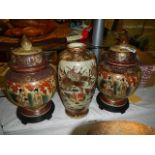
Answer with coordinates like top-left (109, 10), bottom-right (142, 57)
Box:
top-left (97, 41), bottom-right (141, 113)
top-left (58, 42), bottom-right (97, 118)
top-left (5, 36), bottom-right (56, 124)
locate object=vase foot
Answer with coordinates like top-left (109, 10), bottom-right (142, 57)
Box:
top-left (65, 108), bottom-right (89, 118)
top-left (16, 100), bottom-right (55, 124)
top-left (96, 93), bottom-right (129, 114)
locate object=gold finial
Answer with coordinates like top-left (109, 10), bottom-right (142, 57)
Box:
top-left (21, 35), bottom-right (32, 51)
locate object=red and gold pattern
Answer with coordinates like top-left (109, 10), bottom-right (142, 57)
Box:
top-left (6, 76), bottom-right (56, 107)
top-left (97, 42), bottom-right (141, 108)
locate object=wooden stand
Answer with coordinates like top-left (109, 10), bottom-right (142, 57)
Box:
top-left (16, 101), bottom-right (55, 124)
top-left (96, 93), bottom-right (129, 114)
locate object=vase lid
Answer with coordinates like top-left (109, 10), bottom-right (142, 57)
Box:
top-left (12, 36), bottom-right (42, 55)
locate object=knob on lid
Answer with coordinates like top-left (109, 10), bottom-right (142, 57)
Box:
top-left (12, 36), bottom-right (42, 55)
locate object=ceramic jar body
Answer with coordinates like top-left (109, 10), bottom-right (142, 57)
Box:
top-left (58, 43), bottom-right (97, 117)
top-left (97, 44), bottom-right (141, 111)
top-left (5, 37), bottom-right (56, 122)
top-left (6, 66), bottom-right (56, 109)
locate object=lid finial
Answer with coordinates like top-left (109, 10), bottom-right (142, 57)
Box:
top-left (21, 35), bottom-right (32, 51)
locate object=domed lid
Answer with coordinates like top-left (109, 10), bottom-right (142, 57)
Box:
top-left (12, 36), bottom-right (42, 55)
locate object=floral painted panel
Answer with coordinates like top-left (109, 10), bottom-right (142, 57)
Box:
top-left (58, 59), bottom-right (96, 110)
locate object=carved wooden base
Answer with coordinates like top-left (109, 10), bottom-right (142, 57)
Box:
top-left (16, 100), bottom-right (55, 124)
top-left (65, 108), bottom-right (89, 118)
top-left (96, 93), bottom-right (129, 114)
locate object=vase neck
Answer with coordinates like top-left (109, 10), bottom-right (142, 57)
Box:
top-left (67, 42), bottom-right (86, 53)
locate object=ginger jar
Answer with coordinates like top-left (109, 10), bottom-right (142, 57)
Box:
top-left (97, 42), bottom-right (141, 113)
top-left (5, 36), bottom-right (56, 124)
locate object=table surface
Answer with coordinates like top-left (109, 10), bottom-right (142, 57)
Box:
top-left (0, 86), bottom-right (155, 135)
